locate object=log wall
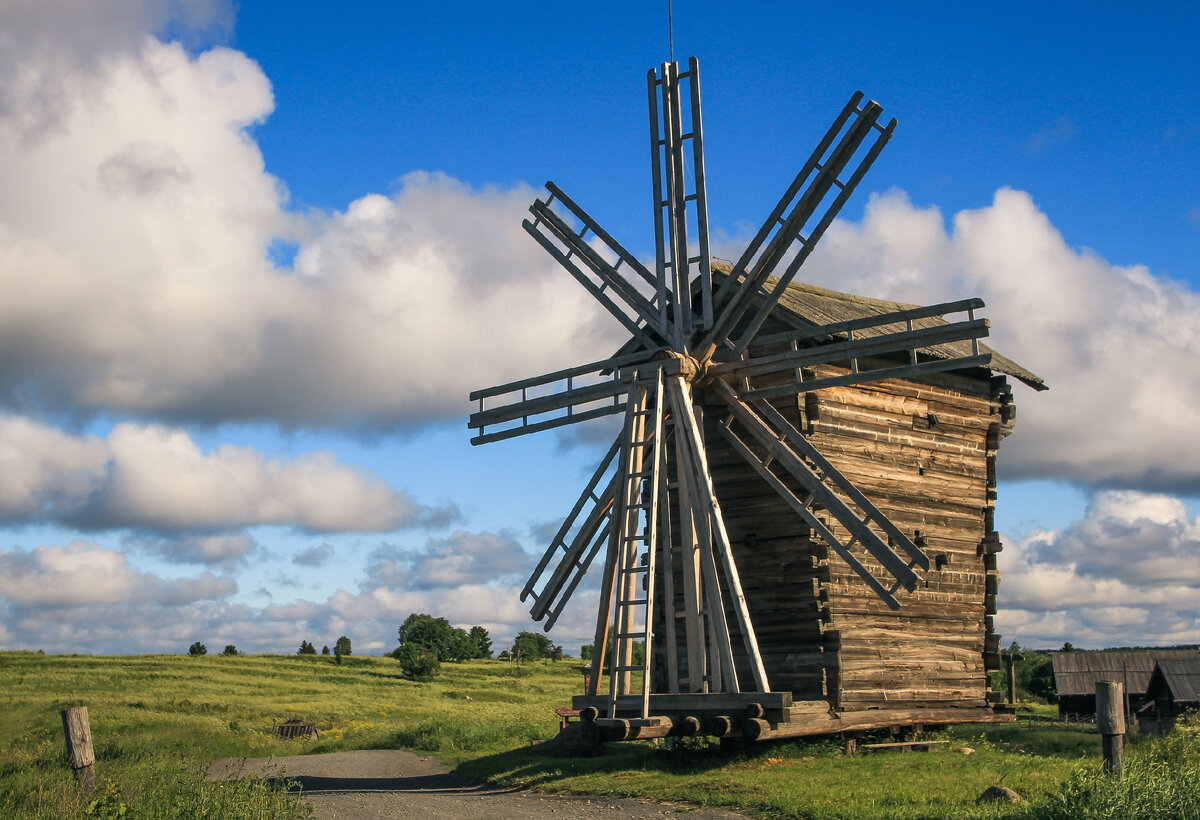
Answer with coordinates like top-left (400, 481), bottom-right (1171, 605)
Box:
top-left (660, 349), bottom-right (1015, 713)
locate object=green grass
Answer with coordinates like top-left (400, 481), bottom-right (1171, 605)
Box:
top-left (0, 650), bottom-right (577, 818)
top-left (2, 650), bottom-right (1197, 819)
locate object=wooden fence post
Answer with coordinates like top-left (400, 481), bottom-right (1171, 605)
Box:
top-left (1096, 680), bottom-right (1125, 777)
top-left (60, 706), bottom-right (95, 790)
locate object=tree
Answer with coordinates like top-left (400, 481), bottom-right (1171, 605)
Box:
top-left (188, 641), bottom-right (207, 656)
top-left (468, 626), bottom-right (492, 658)
top-left (321, 645), bottom-right (331, 655)
top-left (1061, 642), bottom-right (1076, 652)
top-left (334, 635), bottom-right (352, 657)
top-left (221, 644), bottom-right (238, 656)
top-left (511, 631), bottom-right (563, 662)
top-left (396, 613), bottom-right (478, 662)
top-left (298, 640), bottom-right (317, 655)
top-left (580, 644), bottom-right (593, 662)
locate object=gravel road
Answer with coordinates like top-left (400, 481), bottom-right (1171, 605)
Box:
top-left (210, 749), bottom-right (752, 820)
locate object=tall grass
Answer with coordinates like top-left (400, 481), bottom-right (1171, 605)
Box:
top-left (1014, 714), bottom-right (1200, 820)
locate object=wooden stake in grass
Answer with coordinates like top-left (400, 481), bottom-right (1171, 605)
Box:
top-left (1096, 680), bottom-right (1125, 778)
top-left (60, 706), bottom-right (95, 791)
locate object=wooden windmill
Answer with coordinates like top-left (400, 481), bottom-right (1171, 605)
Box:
top-left (470, 59), bottom-right (1038, 742)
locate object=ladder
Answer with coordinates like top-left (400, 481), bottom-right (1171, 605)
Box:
top-left (607, 367), bottom-right (666, 720)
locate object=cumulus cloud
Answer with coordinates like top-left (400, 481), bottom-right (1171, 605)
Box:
top-left (775, 188), bottom-right (1200, 493)
top-left (996, 490), bottom-right (1200, 647)
top-left (0, 24), bottom-right (617, 431)
top-left (0, 415), bottom-right (452, 532)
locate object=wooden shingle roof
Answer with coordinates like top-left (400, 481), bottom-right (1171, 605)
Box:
top-left (1051, 649), bottom-right (1200, 697)
top-left (1148, 659), bottom-right (1200, 704)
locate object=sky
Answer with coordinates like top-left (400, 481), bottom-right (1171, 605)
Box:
top-left (0, 0), bottom-right (1198, 657)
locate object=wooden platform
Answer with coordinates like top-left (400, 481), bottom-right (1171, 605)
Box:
top-left (571, 693), bottom-right (1012, 743)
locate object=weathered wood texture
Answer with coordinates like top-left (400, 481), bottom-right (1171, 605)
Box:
top-left (655, 329), bottom-right (1013, 713)
top-left (60, 706), bottom-right (95, 770)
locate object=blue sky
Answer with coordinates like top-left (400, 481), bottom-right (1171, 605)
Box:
top-left (0, 0), bottom-right (1197, 656)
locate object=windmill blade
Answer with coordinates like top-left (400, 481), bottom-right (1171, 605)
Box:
top-left (667, 375), bottom-right (771, 693)
top-left (525, 184), bottom-right (669, 344)
top-left (739, 354), bottom-right (993, 402)
top-left (710, 297), bottom-right (992, 400)
top-left (711, 380), bottom-right (927, 599)
top-left (521, 436), bottom-right (620, 628)
top-left (711, 322), bottom-right (991, 403)
top-left (649, 58), bottom-right (714, 345)
top-left (699, 93), bottom-right (896, 361)
top-left (468, 349), bottom-right (663, 445)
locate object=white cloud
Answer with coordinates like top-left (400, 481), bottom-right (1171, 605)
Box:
top-left (995, 490), bottom-right (1200, 648)
top-left (364, 530), bottom-right (532, 591)
top-left (781, 187), bottom-right (1200, 493)
top-left (0, 415), bottom-right (452, 532)
top-left (0, 541), bottom-right (234, 607)
top-left (0, 26), bottom-right (617, 430)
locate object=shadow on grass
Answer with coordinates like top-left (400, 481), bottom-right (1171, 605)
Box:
top-left (455, 736), bottom-right (778, 792)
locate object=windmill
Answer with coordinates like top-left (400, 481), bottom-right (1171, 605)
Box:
top-left (468, 59), bottom-right (1000, 733)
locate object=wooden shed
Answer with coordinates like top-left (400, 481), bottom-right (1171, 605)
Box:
top-left (650, 273), bottom-right (1043, 730)
top-left (1051, 648), bottom-right (1200, 720)
top-left (1140, 658), bottom-right (1200, 733)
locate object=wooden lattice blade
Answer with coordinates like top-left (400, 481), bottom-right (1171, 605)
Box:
top-left (699, 93), bottom-right (896, 361)
top-left (649, 58), bottom-right (714, 344)
top-left (711, 380), bottom-right (926, 604)
top-left (468, 349), bottom-right (663, 446)
top-left (715, 317), bottom-right (988, 378)
top-left (525, 183), bottom-right (669, 344)
top-left (522, 437), bottom-right (620, 627)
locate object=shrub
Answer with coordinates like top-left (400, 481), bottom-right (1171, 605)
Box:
top-left (221, 645), bottom-right (238, 656)
top-left (187, 642), bottom-right (207, 656)
top-left (394, 644), bottom-right (441, 680)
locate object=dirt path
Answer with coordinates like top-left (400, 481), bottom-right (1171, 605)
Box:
top-left (210, 749), bottom-right (752, 820)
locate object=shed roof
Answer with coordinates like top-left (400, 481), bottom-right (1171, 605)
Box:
top-left (1148, 659), bottom-right (1200, 704)
top-left (1051, 649), bottom-right (1200, 697)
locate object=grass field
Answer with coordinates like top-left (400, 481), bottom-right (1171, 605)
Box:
top-left (1, 651), bottom-right (1196, 819)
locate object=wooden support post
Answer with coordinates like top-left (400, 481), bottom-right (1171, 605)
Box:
top-left (1096, 681), bottom-right (1125, 778)
top-left (61, 706), bottom-right (95, 791)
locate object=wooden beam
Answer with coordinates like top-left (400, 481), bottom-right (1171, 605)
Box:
top-left (668, 376), bottom-right (771, 693)
top-left (673, 431), bottom-right (709, 693)
top-left (670, 386), bottom-right (737, 692)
